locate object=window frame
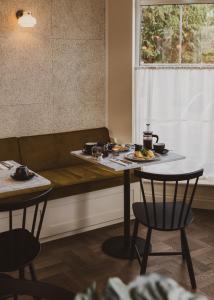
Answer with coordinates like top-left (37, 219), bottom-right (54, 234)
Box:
top-left (135, 0), bottom-right (214, 68)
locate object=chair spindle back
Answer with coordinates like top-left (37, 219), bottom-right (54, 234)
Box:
top-left (135, 169), bottom-right (203, 230)
top-left (1, 188), bottom-right (52, 240)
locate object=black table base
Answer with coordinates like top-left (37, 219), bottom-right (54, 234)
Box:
top-left (102, 236), bottom-right (146, 259)
top-left (102, 170), bottom-right (151, 259)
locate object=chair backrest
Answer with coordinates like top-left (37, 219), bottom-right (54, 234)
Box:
top-left (0, 188), bottom-right (52, 240)
top-left (0, 276), bottom-right (74, 300)
top-left (134, 169), bottom-right (203, 230)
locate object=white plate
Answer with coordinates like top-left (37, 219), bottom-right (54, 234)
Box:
top-left (125, 152), bottom-right (160, 163)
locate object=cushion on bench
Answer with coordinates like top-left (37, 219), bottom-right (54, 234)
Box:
top-left (1, 128), bottom-right (132, 201)
top-left (39, 163), bottom-right (125, 200)
top-left (19, 127), bottom-right (110, 171)
top-left (0, 138), bottom-right (21, 162)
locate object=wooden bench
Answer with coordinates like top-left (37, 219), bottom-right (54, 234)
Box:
top-left (0, 128), bottom-right (138, 240)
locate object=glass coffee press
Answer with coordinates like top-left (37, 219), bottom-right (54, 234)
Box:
top-left (143, 124), bottom-right (159, 150)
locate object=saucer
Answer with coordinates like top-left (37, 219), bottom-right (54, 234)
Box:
top-left (158, 149), bottom-right (169, 155)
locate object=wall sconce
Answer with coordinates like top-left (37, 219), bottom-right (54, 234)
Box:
top-left (16, 10), bottom-right (37, 28)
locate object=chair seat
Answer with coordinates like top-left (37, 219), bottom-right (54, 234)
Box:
top-left (0, 229), bottom-right (40, 272)
top-left (133, 202), bottom-right (193, 231)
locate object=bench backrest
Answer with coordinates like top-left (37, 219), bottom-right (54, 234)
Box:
top-left (0, 137), bottom-right (21, 163)
top-left (18, 127), bottom-right (110, 171)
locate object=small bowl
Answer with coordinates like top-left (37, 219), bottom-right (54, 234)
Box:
top-left (153, 143), bottom-right (165, 154)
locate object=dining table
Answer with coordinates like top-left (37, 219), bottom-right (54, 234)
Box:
top-left (71, 148), bottom-right (185, 259)
top-left (0, 160), bottom-right (51, 200)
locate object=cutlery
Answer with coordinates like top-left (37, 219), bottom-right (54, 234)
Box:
top-left (118, 159), bottom-right (133, 165)
top-left (0, 161), bottom-right (14, 169)
top-left (110, 159), bottom-right (128, 167)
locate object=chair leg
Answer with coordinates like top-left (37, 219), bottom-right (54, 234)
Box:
top-left (29, 264), bottom-right (40, 300)
top-left (180, 230), bottom-right (186, 260)
top-left (29, 263), bottom-right (37, 281)
top-left (19, 267), bottom-right (25, 280)
top-left (130, 219), bottom-right (139, 260)
top-left (181, 229), bottom-right (196, 289)
top-left (140, 228), bottom-right (152, 275)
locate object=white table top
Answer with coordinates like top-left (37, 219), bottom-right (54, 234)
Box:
top-left (142, 159), bottom-right (203, 175)
top-left (142, 158), bottom-right (210, 185)
top-left (71, 150), bottom-right (185, 172)
top-left (0, 161), bottom-right (51, 199)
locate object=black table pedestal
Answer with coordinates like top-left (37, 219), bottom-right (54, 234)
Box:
top-left (102, 236), bottom-right (146, 259)
top-left (102, 169), bottom-right (148, 259)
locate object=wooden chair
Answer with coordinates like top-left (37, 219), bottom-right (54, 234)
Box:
top-left (0, 273), bottom-right (74, 300)
top-left (0, 188), bottom-right (52, 281)
top-left (130, 168), bottom-right (203, 289)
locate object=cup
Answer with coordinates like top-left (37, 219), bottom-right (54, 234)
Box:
top-left (112, 149), bottom-right (120, 157)
top-left (83, 142), bottom-right (97, 155)
top-left (15, 165), bottom-right (29, 178)
top-left (153, 143), bottom-right (165, 153)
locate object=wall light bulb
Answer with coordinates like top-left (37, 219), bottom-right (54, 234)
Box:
top-left (17, 11), bottom-right (37, 28)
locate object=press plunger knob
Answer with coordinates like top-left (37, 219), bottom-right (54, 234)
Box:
top-left (146, 123), bottom-right (150, 132)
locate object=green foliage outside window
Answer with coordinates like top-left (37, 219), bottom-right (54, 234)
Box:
top-left (140, 4), bottom-right (214, 64)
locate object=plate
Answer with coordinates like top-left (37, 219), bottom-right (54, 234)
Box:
top-left (111, 145), bottom-right (130, 153)
top-left (125, 152), bottom-right (160, 163)
top-left (11, 172), bottom-right (35, 181)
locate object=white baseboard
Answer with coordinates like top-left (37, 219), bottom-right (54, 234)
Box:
top-left (40, 183), bottom-right (140, 242)
top-left (41, 217), bottom-right (124, 243)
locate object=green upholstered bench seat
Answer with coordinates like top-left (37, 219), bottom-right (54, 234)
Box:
top-left (39, 163), bottom-right (125, 200)
top-left (0, 128), bottom-right (133, 201)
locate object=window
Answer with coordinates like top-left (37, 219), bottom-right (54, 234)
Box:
top-left (138, 3), bottom-right (214, 65)
top-left (135, 1), bottom-right (214, 180)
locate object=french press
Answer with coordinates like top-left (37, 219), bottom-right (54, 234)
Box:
top-left (143, 124), bottom-right (159, 150)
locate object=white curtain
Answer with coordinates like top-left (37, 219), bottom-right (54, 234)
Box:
top-left (135, 68), bottom-right (214, 178)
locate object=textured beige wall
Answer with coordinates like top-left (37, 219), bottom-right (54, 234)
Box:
top-left (0, 0), bottom-right (105, 138)
top-left (106, 0), bottom-right (133, 143)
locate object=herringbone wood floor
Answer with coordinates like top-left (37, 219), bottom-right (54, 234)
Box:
top-left (25, 209), bottom-right (214, 299)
